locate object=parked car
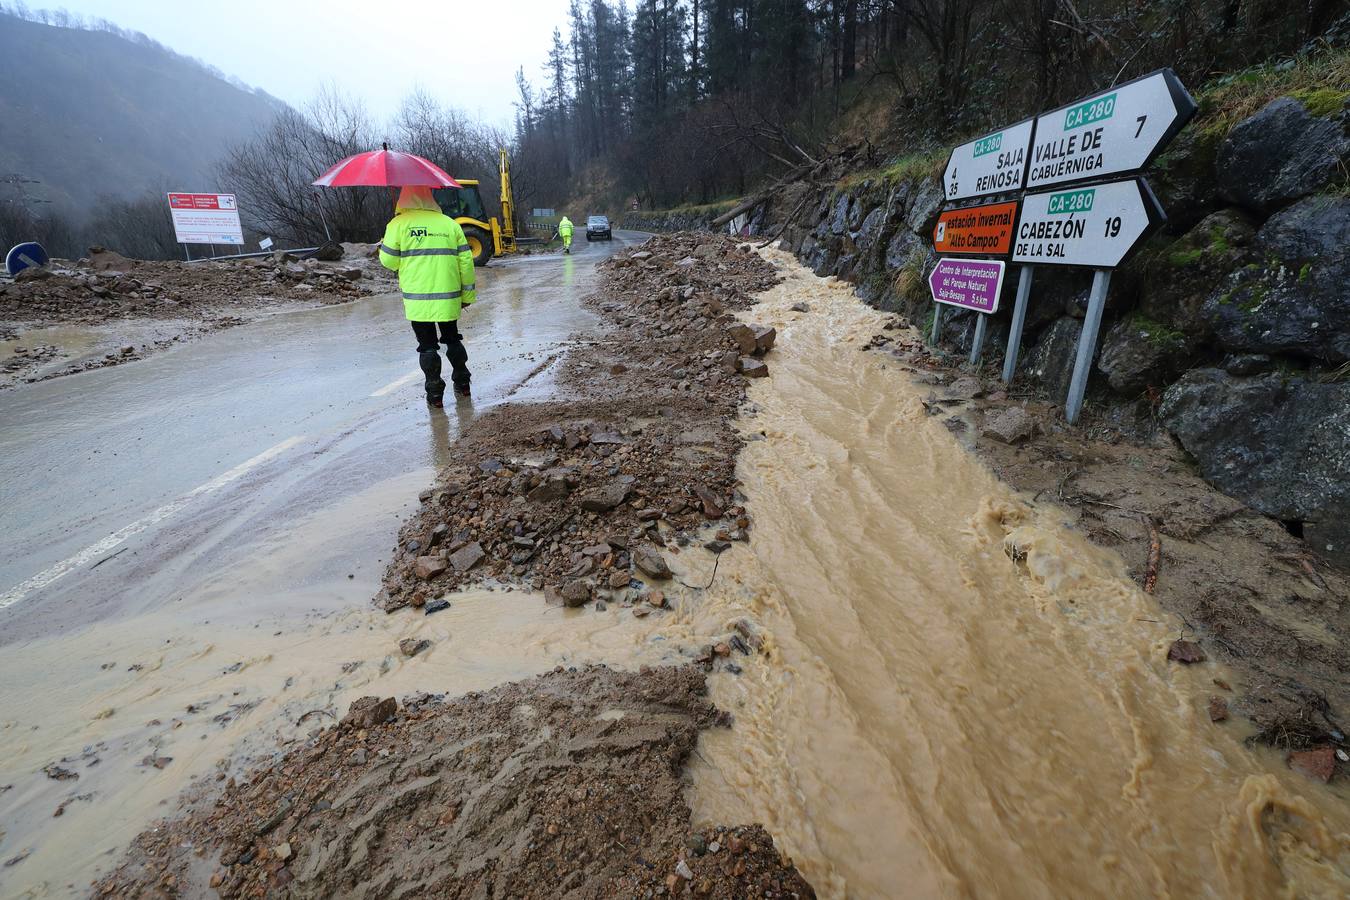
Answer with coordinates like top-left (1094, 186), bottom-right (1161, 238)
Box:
top-left (586, 215), bottom-right (612, 241)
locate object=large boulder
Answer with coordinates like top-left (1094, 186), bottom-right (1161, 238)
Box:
top-left (1023, 317), bottom-right (1082, 400)
top-left (884, 228), bottom-right (921, 270)
top-left (828, 194), bottom-right (851, 235)
top-left (1161, 368), bottom-right (1350, 565)
top-left (1097, 315), bottom-right (1192, 396)
top-left (1203, 195), bottom-right (1350, 363)
top-left (1216, 97), bottom-right (1350, 214)
top-left (854, 206), bottom-right (889, 258)
top-left (1135, 208), bottom-right (1256, 339)
top-left (903, 177), bottom-right (945, 234)
top-left (1150, 126), bottom-right (1224, 234)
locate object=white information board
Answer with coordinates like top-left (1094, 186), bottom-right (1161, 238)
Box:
top-left (167, 193), bottom-right (244, 245)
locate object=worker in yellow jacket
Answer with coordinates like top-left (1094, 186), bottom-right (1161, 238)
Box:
top-left (379, 186), bottom-right (477, 406)
top-left (558, 215), bottom-right (573, 254)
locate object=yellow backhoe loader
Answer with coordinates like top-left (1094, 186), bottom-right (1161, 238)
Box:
top-left (432, 149), bottom-right (518, 266)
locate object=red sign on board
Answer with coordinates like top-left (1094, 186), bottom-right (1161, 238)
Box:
top-left (168, 193), bottom-right (237, 211)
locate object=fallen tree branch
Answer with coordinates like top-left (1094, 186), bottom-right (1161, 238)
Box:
top-left (710, 162), bottom-right (814, 229)
top-left (756, 188), bottom-right (814, 249)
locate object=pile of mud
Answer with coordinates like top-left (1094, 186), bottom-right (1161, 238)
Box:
top-left (381, 233), bottom-right (781, 612)
top-left (92, 665), bottom-right (815, 899)
top-left (866, 324), bottom-right (1350, 761)
top-left (0, 244), bottom-right (391, 329)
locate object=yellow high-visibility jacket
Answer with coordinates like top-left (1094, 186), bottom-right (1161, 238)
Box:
top-left (379, 208), bottom-right (476, 321)
top-left (558, 216), bottom-right (573, 238)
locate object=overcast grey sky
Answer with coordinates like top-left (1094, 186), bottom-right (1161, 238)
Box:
top-left (47, 0), bottom-right (564, 127)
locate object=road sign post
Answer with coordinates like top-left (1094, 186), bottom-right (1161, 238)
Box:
top-left (1001, 265), bottom-right (1036, 383)
top-left (969, 313), bottom-right (988, 365)
top-left (1065, 269), bottom-right (1113, 423)
top-left (923, 69), bottom-right (1193, 420)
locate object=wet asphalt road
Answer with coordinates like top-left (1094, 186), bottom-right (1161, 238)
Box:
top-left (0, 233), bottom-right (645, 646)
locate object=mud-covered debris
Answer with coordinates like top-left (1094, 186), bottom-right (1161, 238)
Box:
top-left (1287, 747), bottom-right (1336, 783)
top-left (752, 325), bottom-right (777, 353)
top-left (42, 764), bottom-right (77, 781)
top-left (578, 479), bottom-right (631, 512)
top-left (379, 233), bottom-right (778, 610)
top-left (791, 301), bottom-right (810, 312)
top-left (1208, 696), bottom-right (1229, 722)
top-left (727, 323), bottom-right (758, 355)
top-left (414, 555), bottom-right (447, 580)
top-left (739, 357), bottom-right (769, 377)
top-left (140, 754), bottom-right (173, 769)
top-left (561, 579), bottom-right (592, 607)
top-left (399, 638), bottom-right (432, 658)
top-left (93, 665), bottom-right (814, 899)
top-left (733, 619), bottom-right (765, 651)
top-left (341, 696), bottom-right (397, 729)
top-left (981, 407), bottom-right (1037, 444)
top-left (634, 546), bottom-right (673, 579)
top-left (448, 541), bottom-right (485, 572)
top-left (1167, 639), bottom-right (1207, 664)
top-left (424, 598), bottom-right (450, 615)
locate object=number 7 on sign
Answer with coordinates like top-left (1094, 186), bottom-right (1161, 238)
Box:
top-left (1134, 115), bottom-right (1147, 138)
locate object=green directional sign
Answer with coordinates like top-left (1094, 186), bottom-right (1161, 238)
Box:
top-left (1026, 69), bottom-right (1195, 189)
top-left (1013, 178), bottom-right (1165, 267)
top-left (943, 118), bottom-right (1034, 201)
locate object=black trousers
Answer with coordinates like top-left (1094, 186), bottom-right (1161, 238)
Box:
top-left (411, 320), bottom-right (470, 395)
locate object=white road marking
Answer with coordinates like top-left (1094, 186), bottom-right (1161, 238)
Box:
top-left (0, 436), bottom-right (306, 610)
top-left (370, 372), bottom-right (420, 397)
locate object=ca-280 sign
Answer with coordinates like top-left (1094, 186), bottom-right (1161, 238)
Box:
top-left (1025, 69), bottom-right (1196, 189)
top-left (1012, 178), bottom-right (1165, 267)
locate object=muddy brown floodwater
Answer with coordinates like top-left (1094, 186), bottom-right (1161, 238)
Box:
top-left (674, 249), bottom-right (1350, 898)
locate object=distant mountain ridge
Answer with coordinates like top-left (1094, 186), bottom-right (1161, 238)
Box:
top-left (0, 10), bottom-right (287, 218)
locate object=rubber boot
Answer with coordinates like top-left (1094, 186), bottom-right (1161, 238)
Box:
top-left (419, 350), bottom-right (446, 406)
top-left (447, 341), bottom-right (471, 397)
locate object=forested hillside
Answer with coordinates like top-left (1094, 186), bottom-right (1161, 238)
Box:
top-left (0, 7), bottom-right (284, 218)
top-left (514, 0), bottom-right (1343, 211)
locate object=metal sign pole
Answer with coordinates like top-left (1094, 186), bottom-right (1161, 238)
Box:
top-left (969, 314), bottom-right (988, 365)
top-left (1002, 265), bottom-right (1035, 382)
top-left (1065, 268), bottom-right (1112, 424)
top-left (314, 192), bottom-right (333, 242)
top-left (931, 303), bottom-right (944, 345)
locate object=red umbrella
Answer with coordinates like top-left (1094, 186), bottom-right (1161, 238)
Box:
top-left (312, 144), bottom-right (461, 188)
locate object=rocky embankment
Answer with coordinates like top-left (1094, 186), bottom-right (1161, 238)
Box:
top-left (380, 233), bottom-right (781, 613)
top-left (634, 74), bottom-right (1350, 567)
top-left (92, 666), bottom-right (815, 899)
top-left (790, 88), bottom-right (1349, 565)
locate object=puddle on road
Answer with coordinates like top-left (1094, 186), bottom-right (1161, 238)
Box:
top-left (0, 323), bottom-right (109, 384)
top-left (675, 250), bottom-right (1350, 898)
